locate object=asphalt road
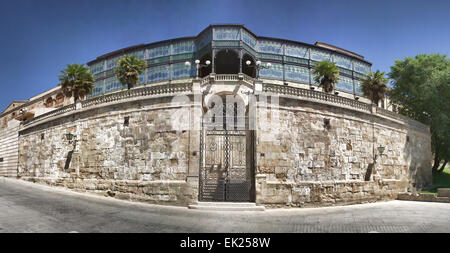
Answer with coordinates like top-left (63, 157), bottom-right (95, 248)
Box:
top-left (0, 177), bottom-right (449, 233)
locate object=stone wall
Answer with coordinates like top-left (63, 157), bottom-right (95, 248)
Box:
top-left (0, 120), bottom-right (19, 177)
top-left (15, 82), bottom-right (433, 208)
top-left (18, 96), bottom-right (198, 206)
top-left (254, 96), bottom-right (432, 207)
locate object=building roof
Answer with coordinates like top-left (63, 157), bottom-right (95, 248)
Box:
top-left (0, 101), bottom-right (28, 116)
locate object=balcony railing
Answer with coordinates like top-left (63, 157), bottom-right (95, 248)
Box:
top-left (262, 83), bottom-right (372, 112)
top-left (200, 73), bottom-right (255, 86)
top-left (26, 104), bottom-right (77, 124)
top-left (81, 82), bottom-right (193, 109)
top-left (21, 75), bottom-right (428, 133)
top-left (23, 82), bottom-right (193, 126)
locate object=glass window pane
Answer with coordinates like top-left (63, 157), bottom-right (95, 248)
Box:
top-left (353, 60), bottom-right (371, 74)
top-left (147, 65), bottom-right (170, 83)
top-left (285, 65), bottom-right (309, 83)
top-left (171, 63), bottom-right (195, 79)
top-left (354, 79), bottom-right (363, 95)
top-left (89, 61), bottom-right (105, 75)
top-left (105, 77), bottom-right (122, 93)
top-left (106, 56), bottom-right (120, 70)
top-left (311, 48), bottom-right (331, 62)
top-left (242, 29), bottom-right (257, 49)
top-left (334, 54), bottom-right (352, 70)
top-left (172, 40), bottom-right (195, 55)
top-left (148, 44), bottom-right (170, 59)
top-left (336, 76), bottom-right (354, 93)
top-left (213, 27), bottom-right (240, 40)
top-left (258, 40), bottom-right (282, 55)
top-left (196, 29), bottom-right (212, 50)
top-left (285, 45), bottom-right (308, 59)
top-left (259, 62), bottom-right (283, 79)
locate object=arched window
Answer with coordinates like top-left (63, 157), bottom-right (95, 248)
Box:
top-left (55, 93), bottom-right (64, 105)
top-left (45, 97), bottom-right (53, 107)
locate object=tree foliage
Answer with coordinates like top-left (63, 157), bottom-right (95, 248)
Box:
top-left (115, 55), bottom-right (147, 90)
top-left (361, 70), bottom-right (389, 105)
top-left (389, 54), bottom-right (450, 172)
top-left (58, 63), bottom-right (94, 102)
top-left (312, 61), bottom-right (339, 93)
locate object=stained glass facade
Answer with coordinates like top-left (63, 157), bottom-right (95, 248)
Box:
top-left (87, 25), bottom-right (372, 98)
top-left (241, 29), bottom-right (257, 49)
top-left (258, 40), bottom-right (283, 55)
top-left (311, 48), bottom-right (331, 62)
top-left (90, 80), bottom-right (105, 97)
top-left (354, 61), bottom-right (371, 74)
top-left (90, 61), bottom-right (104, 74)
top-left (172, 40), bottom-right (195, 55)
top-left (354, 79), bottom-right (363, 95)
top-left (148, 44), bottom-right (170, 59)
top-left (147, 65), bottom-right (170, 83)
top-left (335, 76), bottom-right (354, 93)
top-left (106, 57), bottom-right (119, 70)
top-left (334, 55), bottom-right (352, 70)
top-left (285, 65), bottom-right (309, 83)
top-left (171, 62), bottom-right (195, 79)
top-left (130, 50), bottom-right (145, 60)
top-left (285, 44), bottom-right (308, 59)
top-left (105, 77), bottom-right (122, 93)
top-left (259, 62), bottom-right (283, 79)
top-left (196, 29), bottom-right (212, 50)
top-left (213, 27), bottom-right (240, 40)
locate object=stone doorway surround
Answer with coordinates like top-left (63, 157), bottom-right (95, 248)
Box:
top-left (198, 83), bottom-right (256, 203)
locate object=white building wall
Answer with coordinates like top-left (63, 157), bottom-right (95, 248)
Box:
top-left (0, 119), bottom-right (20, 177)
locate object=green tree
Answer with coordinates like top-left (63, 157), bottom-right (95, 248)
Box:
top-left (312, 61), bottom-right (340, 93)
top-left (389, 54), bottom-right (450, 173)
top-left (361, 70), bottom-right (389, 106)
top-left (58, 63), bottom-right (94, 102)
top-left (115, 55), bottom-right (147, 90)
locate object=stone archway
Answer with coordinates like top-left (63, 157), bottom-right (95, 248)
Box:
top-left (215, 50), bottom-right (240, 74)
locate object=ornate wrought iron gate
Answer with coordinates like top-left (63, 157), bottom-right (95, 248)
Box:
top-left (200, 129), bottom-right (252, 201)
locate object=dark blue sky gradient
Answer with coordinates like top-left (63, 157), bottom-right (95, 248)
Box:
top-left (0, 0), bottom-right (449, 111)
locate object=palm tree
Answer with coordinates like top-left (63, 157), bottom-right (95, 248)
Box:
top-left (58, 63), bottom-right (94, 102)
top-left (361, 70), bottom-right (389, 106)
top-left (115, 55), bottom-right (147, 90)
top-left (312, 61), bottom-right (340, 93)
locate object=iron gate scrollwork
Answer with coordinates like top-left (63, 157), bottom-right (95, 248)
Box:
top-left (200, 129), bottom-right (252, 202)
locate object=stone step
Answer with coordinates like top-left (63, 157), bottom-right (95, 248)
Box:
top-left (188, 202), bottom-right (265, 211)
top-left (437, 188), bottom-right (450, 198)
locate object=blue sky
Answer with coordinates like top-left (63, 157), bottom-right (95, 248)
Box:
top-left (0, 0), bottom-right (449, 111)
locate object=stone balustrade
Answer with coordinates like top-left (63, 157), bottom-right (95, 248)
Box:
top-left (200, 73), bottom-right (254, 86)
top-left (22, 75), bottom-right (429, 133)
top-left (214, 74), bottom-right (240, 82)
top-left (80, 82), bottom-right (193, 109)
top-left (26, 104), bottom-right (77, 124)
top-left (262, 83), bottom-right (372, 112)
top-left (23, 82), bottom-right (193, 126)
